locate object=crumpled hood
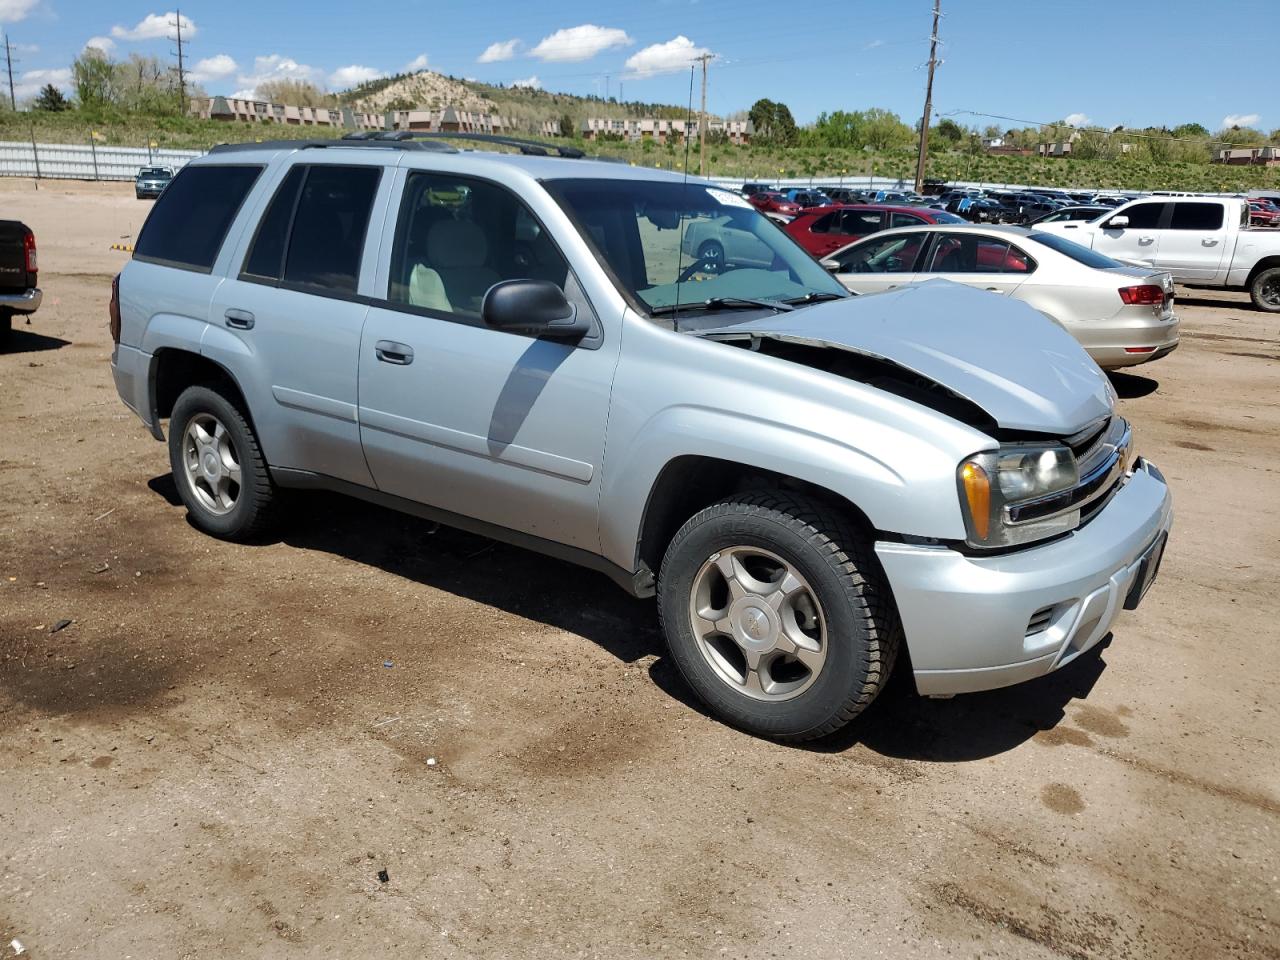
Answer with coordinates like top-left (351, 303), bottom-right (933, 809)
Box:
top-left (701, 280), bottom-right (1113, 434)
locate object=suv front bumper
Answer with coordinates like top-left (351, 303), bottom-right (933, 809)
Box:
top-left (875, 459), bottom-right (1172, 696)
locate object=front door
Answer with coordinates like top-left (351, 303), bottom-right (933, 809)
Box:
top-left (1094, 201), bottom-right (1167, 266)
top-left (829, 230), bottom-right (926, 294)
top-left (357, 170), bottom-right (620, 552)
top-left (1155, 201), bottom-right (1230, 281)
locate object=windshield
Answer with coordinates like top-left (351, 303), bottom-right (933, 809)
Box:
top-left (1029, 231), bottom-right (1127, 269)
top-left (139, 168), bottom-right (170, 178)
top-left (548, 178), bottom-right (848, 319)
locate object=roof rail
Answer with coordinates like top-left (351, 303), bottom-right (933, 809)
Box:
top-left (208, 137), bottom-right (458, 155)
top-left (345, 130), bottom-right (587, 159)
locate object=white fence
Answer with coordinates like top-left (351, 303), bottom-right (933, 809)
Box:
top-left (0, 140), bottom-right (203, 181)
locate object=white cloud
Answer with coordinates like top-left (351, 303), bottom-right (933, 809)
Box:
top-left (864, 39), bottom-right (884, 49)
top-left (111, 12), bottom-right (197, 41)
top-left (512, 75), bottom-right (541, 89)
top-left (190, 54), bottom-right (237, 87)
top-left (478, 39), bottom-right (519, 63)
top-left (624, 36), bottom-right (712, 78)
top-left (1064, 112), bottom-right (1090, 127)
top-left (84, 36), bottom-right (116, 55)
top-left (234, 54), bottom-right (324, 97)
top-left (404, 53), bottom-right (430, 72)
top-left (15, 66), bottom-right (70, 100)
top-left (1222, 113), bottom-right (1260, 128)
top-left (0, 0), bottom-right (40, 23)
top-left (530, 25), bottom-right (631, 63)
top-left (329, 64), bottom-right (383, 88)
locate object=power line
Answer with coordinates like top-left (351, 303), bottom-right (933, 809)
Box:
top-left (913, 0), bottom-right (942, 195)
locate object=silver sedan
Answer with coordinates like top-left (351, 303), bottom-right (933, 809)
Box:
top-left (822, 225), bottom-right (1180, 369)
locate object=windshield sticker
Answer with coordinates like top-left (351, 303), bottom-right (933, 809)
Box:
top-left (708, 188), bottom-right (753, 209)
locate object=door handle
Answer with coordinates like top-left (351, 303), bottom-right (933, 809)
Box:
top-left (1202, 238), bottom-right (1219, 246)
top-left (1138, 236), bottom-right (1155, 245)
top-left (224, 308), bottom-right (255, 330)
top-left (374, 340), bottom-right (414, 365)
top-left (985, 286), bottom-right (1002, 292)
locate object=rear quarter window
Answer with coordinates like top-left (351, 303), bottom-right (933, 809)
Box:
top-left (134, 164), bottom-right (263, 272)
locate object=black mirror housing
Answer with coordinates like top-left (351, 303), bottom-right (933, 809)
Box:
top-left (482, 279), bottom-right (589, 340)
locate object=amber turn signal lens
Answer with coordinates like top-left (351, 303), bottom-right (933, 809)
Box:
top-left (962, 462), bottom-right (991, 540)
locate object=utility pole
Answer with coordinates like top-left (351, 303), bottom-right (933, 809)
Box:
top-left (4, 35), bottom-right (18, 111)
top-left (913, 0), bottom-right (941, 195)
top-left (170, 9), bottom-right (188, 113)
top-left (694, 52), bottom-right (714, 177)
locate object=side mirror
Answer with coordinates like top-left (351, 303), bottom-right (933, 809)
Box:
top-left (1106, 215), bottom-right (1129, 229)
top-left (820, 258), bottom-right (841, 273)
top-left (482, 279), bottom-right (589, 340)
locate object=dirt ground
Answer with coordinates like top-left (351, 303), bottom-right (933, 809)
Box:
top-left (1, 178), bottom-right (1277, 960)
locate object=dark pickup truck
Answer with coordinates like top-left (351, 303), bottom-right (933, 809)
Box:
top-left (0, 219), bottom-right (40, 341)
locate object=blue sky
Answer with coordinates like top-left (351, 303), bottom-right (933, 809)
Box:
top-left (2, 0), bottom-right (1274, 132)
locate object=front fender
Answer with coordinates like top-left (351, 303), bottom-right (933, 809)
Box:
top-left (597, 403), bottom-right (969, 572)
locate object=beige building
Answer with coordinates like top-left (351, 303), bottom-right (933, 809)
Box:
top-left (581, 117), bottom-right (752, 145)
top-left (1212, 146), bottom-right (1280, 166)
top-left (190, 96), bottom-right (384, 130)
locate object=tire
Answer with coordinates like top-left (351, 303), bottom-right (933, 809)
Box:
top-left (1249, 266), bottom-right (1280, 313)
top-left (657, 490), bottom-right (900, 741)
top-left (697, 240), bottom-right (725, 273)
top-left (168, 384), bottom-right (277, 540)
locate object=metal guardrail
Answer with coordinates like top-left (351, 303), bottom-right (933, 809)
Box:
top-left (0, 140), bottom-right (202, 181)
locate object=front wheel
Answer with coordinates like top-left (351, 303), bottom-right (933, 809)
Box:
top-left (658, 490), bottom-right (900, 741)
top-left (1250, 267), bottom-right (1280, 313)
top-left (168, 384), bottom-right (277, 540)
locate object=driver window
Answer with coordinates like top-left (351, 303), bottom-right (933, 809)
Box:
top-left (835, 233), bottom-right (922, 273)
top-left (1109, 202), bottom-right (1164, 230)
top-left (388, 172), bottom-right (568, 321)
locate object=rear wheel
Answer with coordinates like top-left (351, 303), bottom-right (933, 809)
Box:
top-left (1250, 266), bottom-right (1280, 313)
top-left (658, 490), bottom-right (900, 741)
top-left (168, 385), bottom-right (277, 540)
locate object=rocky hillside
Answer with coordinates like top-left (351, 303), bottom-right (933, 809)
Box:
top-left (345, 72), bottom-right (496, 113)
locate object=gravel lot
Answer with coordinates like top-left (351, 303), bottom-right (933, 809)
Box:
top-left (1, 179), bottom-right (1277, 960)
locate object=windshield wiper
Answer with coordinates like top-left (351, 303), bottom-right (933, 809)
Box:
top-left (780, 291), bottom-right (849, 306)
top-left (650, 296), bottom-right (794, 317)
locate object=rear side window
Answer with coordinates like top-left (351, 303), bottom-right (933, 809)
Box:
top-left (241, 164), bottom-right (381, 293)
top-left (1170, 202), bottom-right (1224, 231)
top-left (134, 164), bottom-right (262, 271)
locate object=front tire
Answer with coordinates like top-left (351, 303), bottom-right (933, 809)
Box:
top-left (168, 385), bottom-right (276, 540)
top-left (657, 490), bottom-right (900, 741)
top-left (1250, 266), bottom-right (1280, 313)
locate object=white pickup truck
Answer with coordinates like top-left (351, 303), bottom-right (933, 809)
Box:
top-left (1036, 196), bottom-right (1280, 312)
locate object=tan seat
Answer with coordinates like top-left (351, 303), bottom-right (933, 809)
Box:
top-left (418, 220), bottom-right (501, 315)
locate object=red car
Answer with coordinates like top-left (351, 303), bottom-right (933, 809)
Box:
top-left (749, 191), bottom-right (802, 219)
top-left (784, 204), bottom-right (967, 257)
top-left (1247, 200), bottom-right (1280, 227)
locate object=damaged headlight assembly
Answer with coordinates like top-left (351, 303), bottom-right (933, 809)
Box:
top-left (958, 445), bottom-right (1080, 548)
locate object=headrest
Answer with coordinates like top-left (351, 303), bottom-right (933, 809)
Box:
top-left (428, 220), bottom-right (488, 269)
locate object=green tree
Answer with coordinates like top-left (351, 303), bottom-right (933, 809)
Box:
top-left (860, 108), bottom-right (914, 151)
top-left (33, 83), bottom-right (69, 112)
top-left (72, 48), bottom-right (115, 109)
top-left (748, 98), bottom-right (797, 146)
top-left (254, 79), bottom-right (334, 107)
top-left (1173, 122), bottom-right (1209, 139)
top-left (934, 118), bottom-right (963, 143)
top-left (559, 113), bottom-right (574, 137)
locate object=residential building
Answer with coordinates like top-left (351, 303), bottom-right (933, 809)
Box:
top-left (1212, 146), bottom-right (1280, 166)
top-left (190, 96), bottom-right (384, 130)
top-left (580, 117), bottom-right (752, 145)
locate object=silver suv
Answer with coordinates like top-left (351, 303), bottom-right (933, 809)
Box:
top-left (109, 135), bottom-right (1172, 740)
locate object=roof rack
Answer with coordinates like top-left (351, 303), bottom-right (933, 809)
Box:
top-left (208, 137), bottom-right (458, 155)
top-left (342, 130), bottom-right (587, 159)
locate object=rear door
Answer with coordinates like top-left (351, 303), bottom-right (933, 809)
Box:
top-left (918, 233), bottom-right (1034, 296)
top-left (207, 159), bottom-right (387, 487)
top-left (1094, 201), bottom-right (1167, 265)
top-left (1155, 201), bottom-right (1229, 280)
top-left (829, 230), bottom-right (926, 294)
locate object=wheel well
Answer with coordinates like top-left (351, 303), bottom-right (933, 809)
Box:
top-left (1245, 256), bottom-right (1280, 289)
top-left (152, 348), bottom-right (248, 420)
top-left (635, 455), bottom-right (878, 577)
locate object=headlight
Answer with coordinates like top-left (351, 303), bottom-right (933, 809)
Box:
top-left (958, 445), bottom-right (1080, 548)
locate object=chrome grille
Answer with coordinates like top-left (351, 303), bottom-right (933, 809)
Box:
top-left (1006, 417), bottom-right (1130, 527)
